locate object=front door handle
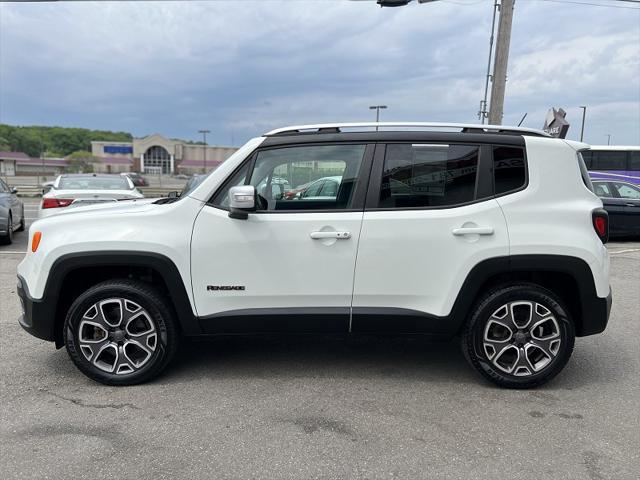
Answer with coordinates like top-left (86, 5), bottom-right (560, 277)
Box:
top-left (626, 203), bottom-right (638, 207)
top-left (310, 231), bottom-right (351, 240)
top-left (452, 226), bottom-right (494, 236)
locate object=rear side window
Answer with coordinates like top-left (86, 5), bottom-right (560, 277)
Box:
top-left (378, 144), bottom-right (479, 208)
top-left (493, 146), bottom-right (526, 195)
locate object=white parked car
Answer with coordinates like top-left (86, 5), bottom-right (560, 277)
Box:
top-left (38, 173), bottom-right (144, 218)
top-left (17, 122), bottom-right (611, 388)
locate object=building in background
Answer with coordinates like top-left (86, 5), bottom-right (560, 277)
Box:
top-left (0, 151), bottom-right (27, 176)
top-left (4, 153), bottom-right (67, 176)
top-left (91, 133), bottom-right (237, 175)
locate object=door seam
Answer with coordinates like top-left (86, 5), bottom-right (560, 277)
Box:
top-left (349, 210), bottom-right (365, 333)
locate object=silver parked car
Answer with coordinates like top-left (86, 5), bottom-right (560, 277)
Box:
top-left (0, 178), bottom-right (25, 245)
top-left (38, 173), bottom-right (144, 218)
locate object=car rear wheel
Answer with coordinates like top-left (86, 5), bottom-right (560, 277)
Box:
top-left (462, 283), bottom-right (575, 389)
top-left (64, 280), bottom-right (178, 385)
top-left (0, 215), bottom-right (13, 245)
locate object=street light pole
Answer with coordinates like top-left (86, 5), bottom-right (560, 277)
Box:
top-left (198, 129), bottom-right (210, 174)
top-left (579, 106), bottom-right (587, 142)
top-left (606, 134), bottom-right (611, 146)
top-left (369, 105), bottom-right (387, 130)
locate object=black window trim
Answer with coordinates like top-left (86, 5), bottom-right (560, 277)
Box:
top-left (208, 142), bottom-right (376, 214)
top-left (364, 141), bottom-right (528, 211)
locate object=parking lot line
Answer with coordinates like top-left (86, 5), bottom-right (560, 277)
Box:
top-left (609, 249), bottom-right (640, 254)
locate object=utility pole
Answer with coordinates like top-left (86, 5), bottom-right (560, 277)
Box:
top-left (606, 134), bottom-right (611, 146)
top-left (579, 106), bottom-right (587, 142)
top-left (478, 0), bottom-right (499, 123)
top-left (198, 129), bottom-right (210, 173)
top-left (488, 0), bottom-right (515, 125)
top-left (369, 105), bottom-right (387, 130)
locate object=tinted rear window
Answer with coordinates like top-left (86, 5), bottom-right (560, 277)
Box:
top-left (378, 144), bottom-right (479, 208)
top-left (493, 146), bottom-right (526, 195)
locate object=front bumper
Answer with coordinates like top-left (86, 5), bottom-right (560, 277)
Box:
top-left (17, 275), bottom-right (56, 343)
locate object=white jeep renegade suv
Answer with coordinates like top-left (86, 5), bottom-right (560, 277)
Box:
top-left (17, 123), bottom-right (612, 388)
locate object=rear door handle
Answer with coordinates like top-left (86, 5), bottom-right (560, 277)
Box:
top-left (310, 231), bottom-right (351, 240)
top-left (452, 226), bottom-right (494, 236)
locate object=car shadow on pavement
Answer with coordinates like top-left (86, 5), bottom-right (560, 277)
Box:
top-left (161, 334), bottom-right (480, 385)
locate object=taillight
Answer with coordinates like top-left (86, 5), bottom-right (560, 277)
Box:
top-left (592, 208), bottom-right (609, 244)
top-left (42, 198), bottom-right (74, 209)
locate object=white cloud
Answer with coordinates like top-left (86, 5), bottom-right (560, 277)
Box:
top-left (0, 0), bottom-right (638, 144)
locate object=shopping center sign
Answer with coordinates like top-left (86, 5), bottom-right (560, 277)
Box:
top-left (542, 107), bottom-right (570, 138)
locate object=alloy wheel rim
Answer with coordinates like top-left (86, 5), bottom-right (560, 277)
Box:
top-left (482, 301), bottom-right (562, 377)
top-left (77, 298), bottom-right (157, 375)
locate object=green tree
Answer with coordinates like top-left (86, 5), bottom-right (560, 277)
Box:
top-left (66, 150), bottom-right (99, 173)
top-left (0, 124), bottom-right (133, 157)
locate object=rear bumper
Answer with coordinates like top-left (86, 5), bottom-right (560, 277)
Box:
top-left (579, 288), bottom-right (612, 336)
top-left (17, 275), bottom-right (56, 343)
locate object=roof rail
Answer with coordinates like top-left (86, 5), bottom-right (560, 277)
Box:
top-left (264, 122), bottom-right (550, 137)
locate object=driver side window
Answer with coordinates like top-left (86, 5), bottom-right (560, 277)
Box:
top-left (214, 144), bottom-right (366, 212)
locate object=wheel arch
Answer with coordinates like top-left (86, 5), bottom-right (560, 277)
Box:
top-left (450, 255), bottom-right (609, 338)
top-left (45, 251), bottom-right (199, 348)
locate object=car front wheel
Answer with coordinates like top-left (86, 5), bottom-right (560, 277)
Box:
top-left (64, 280), bottom-right (178, 385)
top-left (462, 283), bottom-right (575, 389)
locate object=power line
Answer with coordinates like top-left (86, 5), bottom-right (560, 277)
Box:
top-left (521, 0), bottom-right (640, 9)
top-left (441, 0), bottom-right (640, 7)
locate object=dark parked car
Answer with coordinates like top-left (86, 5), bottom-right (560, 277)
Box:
top-left (121, 172), bottom-right (149, 187)
top-left (592, 180), bottom-right (640, 237)
top-left (0, 178), bottom-right (25, 245)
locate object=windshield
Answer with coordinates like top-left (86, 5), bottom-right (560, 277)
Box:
top-left (181, 174), bottom-right (209, 196)
top-left (58, 176), bottom-right (131, 190)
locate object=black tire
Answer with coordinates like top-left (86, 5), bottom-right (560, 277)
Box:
top-left (16, 207), bottom-right (25, 232)
top-left (64, 279), bottom-right (178, 386)
top-left (0, 214), bottom-right (13, 245)
top-left (461, 283), bottom-right (575, 389)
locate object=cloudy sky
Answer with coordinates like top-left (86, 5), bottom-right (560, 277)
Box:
top-left (0, 0), bottom-right (638, 146)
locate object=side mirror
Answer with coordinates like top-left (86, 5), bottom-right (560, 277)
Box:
top-left (167, 191), bottom-right (179, 198)
top-left (228, 185), bottom-right (256, 220)
top-left (11, 187), bottom-right (18, 194)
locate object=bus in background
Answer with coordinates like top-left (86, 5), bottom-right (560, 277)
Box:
top-left (582, 146), bottom-right (640, 186)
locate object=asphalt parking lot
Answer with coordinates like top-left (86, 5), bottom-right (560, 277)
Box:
top-left (1, 199), bottom-right (638, 479)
